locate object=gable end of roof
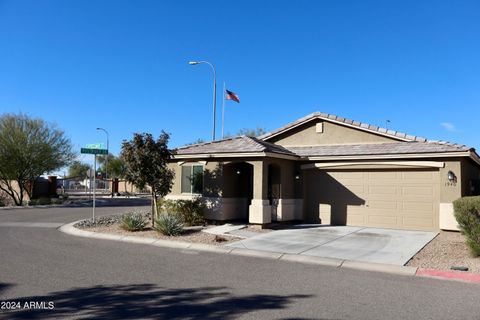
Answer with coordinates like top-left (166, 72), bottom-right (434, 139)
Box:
top-left (258, 112), bottom-right (428, 143)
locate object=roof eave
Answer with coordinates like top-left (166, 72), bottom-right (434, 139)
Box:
top-left (172, 151), bottom-right (299, 161)
top-left (304, 151), bottom-right (473, 161)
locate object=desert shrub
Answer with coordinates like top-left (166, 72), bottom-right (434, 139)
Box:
top-left (120, 212), bottom-right (147, 231)
top-left (28, 199), bottom-right (39, 206)
top-left (453, 196), bottom-right (480, 256)
top-left (158, 198), bottom-right (205, 226)
top-left (51, 197), bottom-right (63, 205)
top-left (38, 197), bottom-right (52, 205)
top-left (154, 213), bottom-right (184, 236)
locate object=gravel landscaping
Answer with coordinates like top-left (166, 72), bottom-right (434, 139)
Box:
top-left (75, 214), bottom-right (240, 246)
top-left (407, 231), bottom-right (480, 273)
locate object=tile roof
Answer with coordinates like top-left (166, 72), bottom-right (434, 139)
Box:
top-left (174, 137), bottom-right (471, 159)
top-left (174, 135), bottom-right (296, 156)
top-left (258, 112), bottom-right (429, 142)
top-left (287, 141), bottom-right (472, 158)
top-left (174, 112), bottom-right (476, 160)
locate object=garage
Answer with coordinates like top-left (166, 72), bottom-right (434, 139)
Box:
top-left (304, 168), bottom-right (440, 231)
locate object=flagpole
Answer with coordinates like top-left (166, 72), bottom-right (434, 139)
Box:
top-left (222, 81), bottom-right (226, 139)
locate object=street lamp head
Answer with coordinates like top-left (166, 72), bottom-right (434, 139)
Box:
top-left (188, 61), bottom-right (199, 65)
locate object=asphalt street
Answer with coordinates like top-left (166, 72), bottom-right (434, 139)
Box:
top-left (1, 199), bottom-right (480, 319)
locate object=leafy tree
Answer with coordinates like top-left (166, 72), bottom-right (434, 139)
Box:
top-left (120, 132), bottom-right (174, 227)
top-left (96, 153), bottom-right (115, 168)
top-left (237, 127), bottom-right (267, 137)
top-left (68, 161), bottom-right (90, 178)
top-left (185, 138), bottom-right (205, 146)
top-left (223, 127), bottom-right (267, 139)
top-left (106, 157), bottom-right (126, 179)
top-left (0, 114), bottom-right (75, 205)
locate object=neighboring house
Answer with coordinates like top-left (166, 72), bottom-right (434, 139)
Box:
top-left (167, 112), bottom-right (480, 232)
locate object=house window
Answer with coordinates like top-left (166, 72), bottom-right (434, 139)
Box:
top-left (181, 165), bottom-right (204, 194)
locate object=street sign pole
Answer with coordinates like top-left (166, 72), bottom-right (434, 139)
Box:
top-left (93, 154), bottom-right (96, 222)
top-left (80, 145), bottom-right (108, 224)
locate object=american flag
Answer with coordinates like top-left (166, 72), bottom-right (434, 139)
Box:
top-left (225, 90), bottom-right (240, 103)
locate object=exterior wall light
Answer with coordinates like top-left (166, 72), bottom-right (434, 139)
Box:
top-left (447, 170), bottom-right (457, 183)
top-left (236, 170), bottom-right (241, 175)
top-left (294, 171), bottom-right (301, 180)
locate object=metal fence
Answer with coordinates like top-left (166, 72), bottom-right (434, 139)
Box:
top-left (57, 178), bottom-right (149, 196)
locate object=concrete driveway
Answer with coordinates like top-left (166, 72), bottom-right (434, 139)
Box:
top-left (226, 226), bottom-right (437, 266)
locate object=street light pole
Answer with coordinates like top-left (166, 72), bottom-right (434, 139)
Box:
top-left (189, 60), bottom-right (217, 141)
top-left (96, 127), bottom-right (109, 192)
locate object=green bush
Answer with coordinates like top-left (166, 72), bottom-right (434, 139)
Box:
top-left (28, 199), bottom-right (39, 206)
top-left (453, 196), bottom-right (480, 256)
top-left (51, 198), bottom-right (63, 205)
top-left (158, 198), bottom-right (205, 226)
top-left (38, 197), bottom-right (52, 205)
top-left (154, 213), bottom-right (184, 236)
top-left (120, 212), bottom-right (147, 231)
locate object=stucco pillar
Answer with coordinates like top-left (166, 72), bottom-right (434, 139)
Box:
top-left (248, 161), bottom-right (271, 224)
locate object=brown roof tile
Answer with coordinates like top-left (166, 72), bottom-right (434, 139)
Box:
top-left (287, 142), bottom-right (471, 158)
top-left (258, 112), bottom-right (432, 143)
top-left (174, 136), bottom-right (297, 156)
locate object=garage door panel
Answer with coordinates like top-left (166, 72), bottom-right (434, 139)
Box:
top-left (368, 171), bottom-right (398, 180)
top-left (368, 186), bottom-right (397, 195)
top-left (367, 215), bottom-right (399, 227)
top-left (402, 186), bottom-right (435, 196)
top-left (402, 216), bottom-right (436, 229)
top-left (321, 169), bottom-right (439, 231)
top-left (367, 200), bottom-right (398, 210)
top-left (340, 185), bottom-right (365, 194)
top-left (347, 214), bottom-right (366, 225)
top-left (402, 201), bottom-right (435, 212)
top-left (402, 171), bottom-right (436, 181)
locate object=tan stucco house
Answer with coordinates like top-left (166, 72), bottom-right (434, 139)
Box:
top-left (167, 112), bottom-right (480, 232)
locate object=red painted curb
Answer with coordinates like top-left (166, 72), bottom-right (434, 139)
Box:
top-left (416, 268), bottom-right (480, 284)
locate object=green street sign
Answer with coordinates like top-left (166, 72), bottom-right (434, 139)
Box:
top-left (85, 143), bottom-right (105, 149)
top-left (81, 148), bottom-right (108, 155)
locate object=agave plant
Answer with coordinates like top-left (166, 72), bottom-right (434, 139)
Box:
top-left (154, 213), bottom-right (184, 236)
top-left (120, 212), bottom-right (147, 231)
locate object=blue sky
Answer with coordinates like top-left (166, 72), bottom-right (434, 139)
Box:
top-left (1, 0), bottom-right (479, 164)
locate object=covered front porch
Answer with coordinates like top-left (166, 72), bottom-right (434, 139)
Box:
top-left (219, 159), bottom-right (303, 224)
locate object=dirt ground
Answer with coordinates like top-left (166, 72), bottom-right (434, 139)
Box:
top-left (407, 231), bottom-right (480, 273)
top-left (84, 224), bottom-right (240, 246)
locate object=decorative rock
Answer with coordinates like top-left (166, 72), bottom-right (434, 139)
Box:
top-left (74, 212), bottom-right (150, 228)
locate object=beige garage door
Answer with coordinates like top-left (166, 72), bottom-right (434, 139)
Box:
top-left (313, 169), bottom-right (440, 231)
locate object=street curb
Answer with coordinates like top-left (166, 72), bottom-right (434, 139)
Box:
top-left (416, 268), bottom-right (480, 284)
top-left (229, 248), bottom-right (284, 260)
top-left (341, 260), bottom-right (418, 276)
top-left (280, 254), bottom-right (343, 267)
top-left (60, 221), bottom-right (480, 283)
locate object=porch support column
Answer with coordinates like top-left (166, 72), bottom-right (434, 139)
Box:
top-left (248, 161), bottom-right (271, 224)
